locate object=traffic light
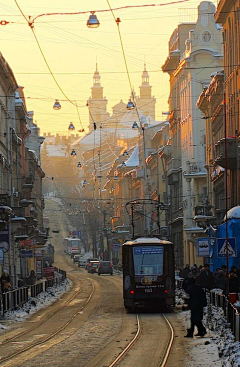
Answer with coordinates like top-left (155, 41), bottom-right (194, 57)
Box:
top-left (112, 230), bottom-right (119, 234)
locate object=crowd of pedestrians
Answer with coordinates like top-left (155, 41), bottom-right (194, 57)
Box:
top-left (179, 263), bottom-right (240, 294)
top-left (179, 263), bottom-right (240, 338)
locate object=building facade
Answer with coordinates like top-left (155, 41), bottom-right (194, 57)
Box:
top-left (0, 54), bottom-right (46, 285)
top-left (162, 1), bottom-right (223, 266)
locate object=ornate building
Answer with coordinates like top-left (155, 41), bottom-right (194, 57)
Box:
top-left (162, 1), bottom-right (223, 266)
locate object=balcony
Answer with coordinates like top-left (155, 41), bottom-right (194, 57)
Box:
top-left (0, 194), bottom-right (11, 206)
top-left (184, 163), bottom-right (206, 179)
top-left (12, 207), bottom-right (25, 217)
top-left (0, 205), bottom-right (12, 229)
top-left (25, 216), bottom-right (37, 227)
top-left (22, 175), bottom-right (35, 190)
top-left (193, 205), bottom-right (216, 228)
top-left (167, 158), bottom-right (181, 185)
top-left (214, 137), bottom-right (237, 170)
top-left (14, 225), bottom-right (29, 241)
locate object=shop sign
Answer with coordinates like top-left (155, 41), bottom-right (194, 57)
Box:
top-left (20, 249), bottom-right (34, 258)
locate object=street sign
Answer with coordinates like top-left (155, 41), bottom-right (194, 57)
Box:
top-left (20, 249), bottom-right (34, 258)
top-left (197, 238), bottom-right (210, 257)
top-left (217, 237), bottom-right (237, 258)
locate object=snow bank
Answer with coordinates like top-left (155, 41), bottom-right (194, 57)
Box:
top-left (0, 278), bottom-right (72, 333)
top-left (177, 287), bottom-right (240, 367)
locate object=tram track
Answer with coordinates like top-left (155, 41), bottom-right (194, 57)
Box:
top-left (85, 275), bottom-right (175, 367)
top-left (107, 312), bottom-right (174, 367)
top-left (0, 273), bottom-right (95, 365)
top-left (0, 274), bottom-right (83, 346)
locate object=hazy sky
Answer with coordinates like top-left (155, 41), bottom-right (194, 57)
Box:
top-left (1, 0), bottom-right (217, 134)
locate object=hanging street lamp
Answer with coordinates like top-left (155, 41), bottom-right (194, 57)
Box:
top-left (87, 12), bottom-right (100, 28)
top-left (53, 99), bottom-right (61, 110)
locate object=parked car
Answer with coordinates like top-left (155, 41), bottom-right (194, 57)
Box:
top-left (88, 261), bottom-right (100, 274)
top-left (98, 261), bottom-right (113, 276)
top-left (73, 254), bottom-right (80, 263)
top-left (78, 258), bottom-right (87, 267)
top-left (86, 258), bottom-right (98, 270)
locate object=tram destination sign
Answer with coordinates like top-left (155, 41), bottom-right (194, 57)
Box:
top-left (134, 247), bottom-right (163, 255)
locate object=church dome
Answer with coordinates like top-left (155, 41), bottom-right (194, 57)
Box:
top-left (112, 100), bottom-right (127, 113)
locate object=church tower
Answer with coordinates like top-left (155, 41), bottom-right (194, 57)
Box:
top-left (137, 64), bottom-right (156, 119)
top-left (87, 64), bottom-right (108, 130)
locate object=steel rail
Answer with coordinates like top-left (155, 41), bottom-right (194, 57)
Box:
top-left (0, 276), bottom-right (95, 365)
top-left (0, 275), bottom-right (83, 346)
top-left (108, 312), bottom-right (174, 367)
top-left (108, 314), bottom-right (141, 367)
top-left (159, 314), bottom-right (174, 367)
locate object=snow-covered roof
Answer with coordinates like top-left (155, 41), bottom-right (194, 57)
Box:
top-left (71, 127), bottom-right (138, 148)
top-left (125, 145), bottom-right (139, 167)
top-left (224, 206), bottom-right (240, 221)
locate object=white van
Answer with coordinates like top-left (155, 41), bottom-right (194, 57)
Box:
top-left (78, 258), bottom-right (87, 267)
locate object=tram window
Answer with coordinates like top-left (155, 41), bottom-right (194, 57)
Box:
top-left (133, 246), bottom-right (164, 276)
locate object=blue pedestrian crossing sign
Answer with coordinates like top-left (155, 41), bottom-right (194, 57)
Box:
top-left (217, 237), bottom-right (237, 258)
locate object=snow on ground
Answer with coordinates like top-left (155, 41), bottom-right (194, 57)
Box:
top-left (176, 287), bottom-right (240, 367)
top-left (1, 277), bottom-right (240, 367)
top-left (0, 278), bottom-right (72, 333)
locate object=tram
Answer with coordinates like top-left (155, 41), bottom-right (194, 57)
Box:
top-left (64, 237), bottom-right (81, 257)
top-left (122, 236), bottom-right (175, 310)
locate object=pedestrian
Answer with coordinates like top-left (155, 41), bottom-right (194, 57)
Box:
top-left (183, 268), bottom-right (198, 291)
top-left (188, 267), bottom-right (198, 279)
top-left (181, 264), bottom-right (191, 279)
top-left (197, 263), bottom-right (214, 290)
top-left (27, 270), bottom-right (36, 285)
top-left (214, 267), bottom-right (220, 287)
top-left (184, 277), bottom-right (207, 338)
top-left (0, 270), bottom-right (11, 293)
top-left (215, 269), bottom-right (227, 293)
top-left (229, 272), bottom-right (239, 294)
top-left (193, 264), bottom-right (199, 273)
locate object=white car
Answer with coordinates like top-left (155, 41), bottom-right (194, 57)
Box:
top-left (78, 258), bottom-right (87, 267)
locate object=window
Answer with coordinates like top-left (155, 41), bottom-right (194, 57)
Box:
top-left (133, 246), bottom-right (164, 276)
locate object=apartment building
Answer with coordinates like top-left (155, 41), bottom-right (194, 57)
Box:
top-left (162, 1), bottom-right (223, 266)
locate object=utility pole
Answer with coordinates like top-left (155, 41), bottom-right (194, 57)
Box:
top-left (223, 92), bottom-right (229, 295)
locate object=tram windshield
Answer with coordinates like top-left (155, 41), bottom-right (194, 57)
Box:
top-left (133, 246), bottom-right (164, 276)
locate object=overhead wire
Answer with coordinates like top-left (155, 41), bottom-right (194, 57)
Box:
top-left (14, 0), bottom-right (86, 136)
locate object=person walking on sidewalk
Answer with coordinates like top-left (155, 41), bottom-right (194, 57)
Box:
top-left (197, 263), bottom-right (214, 290)
top-left (184, 277), bottom-right (207, 338)
top-left (0, 270), bottom-right (11, 293)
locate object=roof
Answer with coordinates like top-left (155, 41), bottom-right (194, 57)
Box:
top-left (71, 127), bottom-right (138, 148)
top-left (123, 237), bottom-right (172, 245)
top-left (125, 145), bottom-right (139, 167)
top-left (224, 206), bottom-right (240, 221)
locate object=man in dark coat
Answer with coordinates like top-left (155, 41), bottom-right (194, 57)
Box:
top-left (197, 263), bottom-right (214, 290)
top-left (181, 264), bottom-right (191, 279)
top-left (0, 270), bottom-right (11, 293)
top-left (184, 277), bottom-right (207, 337)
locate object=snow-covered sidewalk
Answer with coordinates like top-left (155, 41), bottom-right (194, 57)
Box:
top-left (176, 288), bottom-right (240, 367)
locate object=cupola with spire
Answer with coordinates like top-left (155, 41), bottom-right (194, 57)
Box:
top-left (87, 63), bottom-right (108, 129)
top-left (138, 63), bottom-right (156, 119)
top-left (91, 63), bottom-right (103, 99)
top-left (139, 63), bottom-right (152, 98)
